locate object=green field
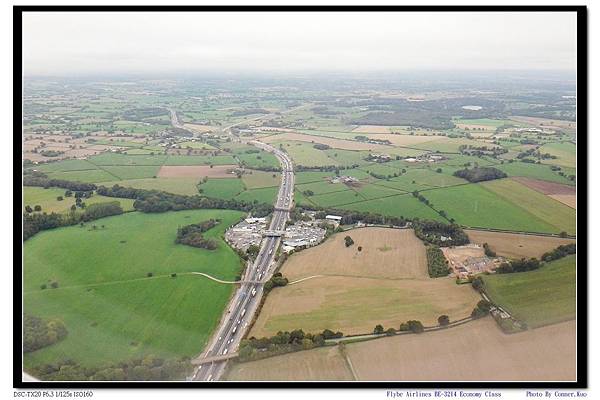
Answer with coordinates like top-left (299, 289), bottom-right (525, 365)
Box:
top-left (482, 179), bottom-right (576, 234)
top-left (101, 165), bottom-right (161, 180)
top-left (235, 186), bottom-right (279, 204)
top-left (424, 183), bottom-right (559, 233)
top-left (24, 210), bottom-right (244, 370)
top-left (88, 153), bottom-right (167, 166)
top-left (278, 141), bottom-right (336, 167)
top-left (482, 255), bottom-right (576, 328)
top-left (100, 178), bottom-right (201, 196)
top-left (496, 161), bottom-right (574, 185)
top-left (34, 159), bottom-right (98, 172)
top-left (47, 169), bottom-right (119, 183)
top-left (198, 178), bottom-right (245, 199)
top-left (338, 193), bottom-right (446, 221)
top-left (24, 187), bottom-right (135, 213)
top-left (236, 152), bottom-right (280, 169)
top-left (241, 170), bottom-right (280, 189)
top-left (539, 142), bottom-right (576, 168)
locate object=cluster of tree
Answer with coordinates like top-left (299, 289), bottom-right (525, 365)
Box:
top-left (175, 219), bottom-right (219, 250)
top-left (314, 209), bottom-right (408, 228)
top-left (295, 164), bottom-right (360, 173)
top-left (344, 235), bottom-right (354, 247)
top-left (302, 189), bottom-right (314, 197)
top-left (23, 314), bottom-right (68, 353)
top-left (24, 175), bottom-right (97, 192)
top-left (23, 202), bottom-right (124, 241)
top-left (516, 147), bottom-right (557, 161)
top-left (495, 257), bottom-right (541, 274)
top-left (311, 106), bottom-right (342, 116)
top-left (458, 144), bottom-right (508, 158)
top-left (471, 276), bottom-right (484, 292)
top-left (121, 107), bottom-right (167, 121)
top-left (29, 356), bottom-right (193, 381)
top-left (97, 184), bottom-right (273, 217)
top-left (426, 246), bottom-right (450, 278)
top-left (351, 110), bottom-right (455, 130)
top-left (471, 300), bottom-right (492, 319)
top-left (245, 244), bottom-right (260, 258)
top-left (541, 243), bottom-right (576, 262)
top-left (413, 220), bottom-right (469, 247)
top-left (373, 324), bottom-right (397, 336)
top-left (313, 143), bottom-right (331, 150)
top-left (399, 320), bottom-right (425, 333)
top-left (239, 328), bottom-right (342, 362)
top-left (39, 150), bottom-right (64, 157)
top-left (483, 242), bottom-right (496, 257)
top-left (264, 272), bottom-right (289, 293)
top-left (355, 136), bottom-right (392, 145)
top-left (453, 167), bottom-right (507, 183)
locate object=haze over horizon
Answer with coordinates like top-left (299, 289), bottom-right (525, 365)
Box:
top-left (22, 11), bottom-right (577, 76)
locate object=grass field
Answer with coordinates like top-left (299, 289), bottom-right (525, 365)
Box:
top-left (24, 187), bottom-right (135, 213)
top-left (424, 183), bottom-right (561, 233)
top-left (482, 255), bottom-right (576, 328)
top-left (465, 230), bottom-right (575, 259)
top-left (250, 228), bottom-right (479, 336)
top-left (235, 186), bottom-right (279, 204)
top-left (241, 170), bottom-right (280, 189)
top-left (198, 178), bottom-right (245, 199)
top-left (277, 141), bottom-right (337, 167)
top-left (481, 179), bottom-right (576, 234)
top-left (539, 142), bottom-right (576, 168)
top-left (24, 209), bottom-right (245, 370)
top-left (337, 193), bottom-right (447, 221)
top-left (100, 178), bottom-right (201, 196)
top-left (496, 161), bottom-right (574, 185)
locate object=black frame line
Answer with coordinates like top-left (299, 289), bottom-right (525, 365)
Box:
top-left (13, 4), bottom-right (588, 389)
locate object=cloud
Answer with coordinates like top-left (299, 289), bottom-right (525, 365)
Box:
top-left (22, 11), bottom-right (577, 75)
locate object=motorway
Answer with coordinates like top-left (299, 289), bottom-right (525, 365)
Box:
top-left (191, 140), bottom-right (295, 382)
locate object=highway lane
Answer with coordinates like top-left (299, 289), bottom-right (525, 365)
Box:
top-left (192, 143), bottom-right (294, 382)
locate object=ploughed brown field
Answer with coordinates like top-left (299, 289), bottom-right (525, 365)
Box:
top-left (260, 132), bottom-right (390, 151)
top-left (230, 318), bottom-right (575, 381)
top-left (157, 164), bottom-right (237, 178)
top-left (281, 228), bottom-right (428, 281)
top-left (465, 229), bottom-right (575, 259)
top-left (512, 177), bottom-right (576, 209)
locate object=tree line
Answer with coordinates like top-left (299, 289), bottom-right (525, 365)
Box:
top-left (96, 184), bottom-right (274, 217)
top-left (426, 246), bottom-right (450, 278)
top-left (29, 355), bottom-right (193, 381)
top-left (239, 328), bottom-right (343, 362)
top-left (23, 202), bottom-right (124, 241)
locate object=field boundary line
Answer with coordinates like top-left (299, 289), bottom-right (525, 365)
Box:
top-left (288, 275), bottom-right (325, 285)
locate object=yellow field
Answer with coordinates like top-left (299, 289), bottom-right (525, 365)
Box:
top-left (281, 228), bottom-right (428, 281)
top-left (346, 318), bottom-right (575, 381)
top-left (231, 318), bottom-right (575, 381)
top-left (224, 345), bottom-right (353, 381)
top-left (465, 230), bottom-right (575, 259)
top-left (364, 134), bottom-right (444, 147)
top-left (250, 228), bottom-right (480, 337)
top-left (250, 275), bottom-right (480, 337)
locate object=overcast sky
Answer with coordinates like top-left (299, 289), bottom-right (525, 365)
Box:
top-left (22, 11), bottom-right (577, 76)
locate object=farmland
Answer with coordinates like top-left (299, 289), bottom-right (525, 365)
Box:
top-left (229, 318), bottom-right (575, 381)
top-left (24, 186), bottom-right (135, 213)
top-left (465, 230), bottom-right (575, 259)
top-left (24, 209), bottom-right (245, 370)
top-left (482, 255), bottom-right (576, 328)
top-left (250, 228), bottom-right (480, 336)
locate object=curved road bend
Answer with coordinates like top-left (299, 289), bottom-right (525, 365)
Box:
top-left (191, 141), bottom-right (294, 382)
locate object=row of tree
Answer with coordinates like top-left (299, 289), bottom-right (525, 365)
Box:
top-left (23, 202), bottom-right (124, 241)
top-left (24, 175), bottom-right (97, 192)
top-left (29, 355), bottom-right (193, 381)
top-left (541, 243), bottom-right (576, 262)
top-left (96, 184), bottom-right (273, 217)
top-left (239, 328), bottom-right (343, 362)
